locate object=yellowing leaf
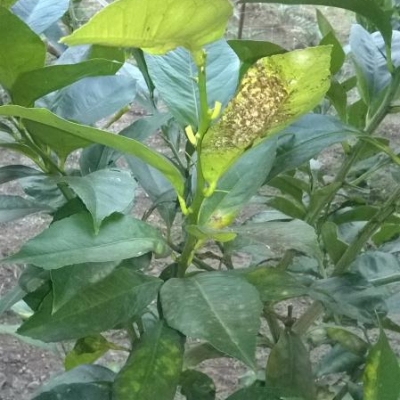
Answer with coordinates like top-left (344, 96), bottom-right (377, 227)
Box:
top-left (201, 46), bottom-right (332, 190)
top-left (61, 0), bottom-right (233, 55)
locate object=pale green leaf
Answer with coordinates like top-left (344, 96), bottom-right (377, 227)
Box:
top-left (61, 0), bottom-right (233, 55)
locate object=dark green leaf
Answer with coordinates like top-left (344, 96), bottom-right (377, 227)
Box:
top-left (11, 59), bottom-right (122, 106)
top-left (0, 7), bottom-right (45, 90)
top-left (180, 370), bottom-right (216, 400)
top-left (267, 114), bottom-right (360, 180)
top-left (0, 165), bottom-right (42, 184)
top-left (326, 327), bottom-right (368, 356)
top-left (310, 274), bottom-right (387, 324)
top-left (228, 39), bottom-right (286, 77)
top-left (161, 272), bottom-right (262, 368)
top-left (18, 265), bottom-right (50, 293)
top-left (320, 31), bottom-right (345, 75)
top-left (268, 175), bottom-right (308, 202)
top-left (34, 364), bottom-right (114, 395)
top-left (321, 222), bottom-right (348, 264)
top-left (33, 382), bottom-right (112, 400)
top-left (227, 383), bottom-right (301, 400)
top-left (112, 322), bottom-right (184, 400)
top-left (316, 9), bottom-right (335, 37)
top-left (267, 196), bottom-right (306, 220)
top-left (234, 266), bottom-right (308, 302)
top-left (62, 169), bottom-right (136, 233)
top-left (6, 213), bottom-right (168, 269)
top-left (327, 79), bottom-right (348, 120)
top-left (18, 267), bottom-right (162, 342)
top-left (266, 328), bottom-right (315, 400)
top-left (89, 45), bottom-right (125, 63)
top-left (64, 334), bottom-right (118, 370)
top-left (184, 343), bottom-right (225, 368)
top-left (0, 285), bottom-right (26, 316)
top-left (145, 39), bottom-right (239, 128)
top-left (198, 138), bottom-right (277, 227)
top-left (364, 328), bottom-right (400, 400)
top-left (0, 195), bottom-right (52, 223)
top-left (11, 0), bottom-right (69, 34)
top-left (347, 98), bottom-right (368, 129)
top-left (315, 344), bottom-right (364, 377)
top-left (0, 106), bottom-right (185, 197)
top-left (228, 219), bottom-right (321, 261)
top-left (51, 261), bottom-right (120, 312)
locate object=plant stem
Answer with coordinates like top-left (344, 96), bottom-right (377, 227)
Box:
top-left (305, 69), bottom-right (400, 226)
top-left (264, 306), bottom-right (281, 343)
top-left (333, 185), bottom-right (400, 276)
top-left (177, 51), bottom-right (211, 277)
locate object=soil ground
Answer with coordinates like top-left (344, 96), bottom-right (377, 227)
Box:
top-left (1, 4), bottom-right (400, 400)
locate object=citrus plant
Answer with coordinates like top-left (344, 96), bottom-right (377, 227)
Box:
top-left (0, 0), bottom-right (400, 399)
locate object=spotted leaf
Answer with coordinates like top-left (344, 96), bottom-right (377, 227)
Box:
top-left (201, 46), bottom-right (331, 190)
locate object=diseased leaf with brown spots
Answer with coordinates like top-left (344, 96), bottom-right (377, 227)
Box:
top-left (201, 46), bottom-right (332, 191)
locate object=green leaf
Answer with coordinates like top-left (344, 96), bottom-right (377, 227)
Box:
top-left (51, 261), bottom-right (120, 312)
top-left (11, 0), bottom-right (70, 34)
top-left (321, 222), bottom-right (348, 264)
top-left (61, 0), bottom-right (233, 55)
top-left (234, 266), bottom-right (308, 302)
top-left (350, 24), bottom-right (392, 104)
top-left (33, 382), bottom-right (112, 400)
top-left (0, 0), bottom-right (17, 7)
top-left (242, 0), bottom-right (392, 52)
top-left (11, 59), bottom-right (122, 106)
top-left (268, 114), bottom-right (360, 180)
top-left (266, 329), bottom-right (315, 400)
top-left (34, 364), bottom-right (115, 395)
top-left (364, 328), bottom-right (400, 400)
top-left (0, 285), bottom-right (26, 316)
top-left (112, 322), bottom-right (184, 400)
top-left (199, 137), bottom-right (277, 228)
top-left (145, 39), bottom-right (239, 128)
top-left (267, 196), bottom-right (306, 220)
top-left (62, 169), bottom-right (136, 233)
top-left (180, 370), bottom-right (216, 400)
top-left (183, 343), bottom-right (225, 368)
top-left (0, 164), bottom-right (42, 184)
top-left (315, 344), bottom-right (364, 377)
top-left (310, 274), bottom-right (387, 324)
top-left (227, 219), bottom-right (321, 261)
top-left (161, 272), bottom-right (262, 368)
top-left (0, 7), bottom-right (45, 90)
top-left (5, 213), bottom-right (168, 269)
top-left (326, 327), bottom-right (368, 356)
top-left (17, 267), bottom-right (162, 342)
top-left (227, 383), bottom-right (300, 400)
top-left (0, 106), bottom-right (185, 197)
top-left (201, 46), bottom-right (332, 188)
top-left (228, 39), bottom-right (286, 77)
top-left (0, 195), bottom-right (52, 223)
top-left (320, 31), bottom-right (345, 75)
top-left (316, 10), bottom-right (345, 75)
top-left (64, 334), bottom-right (119, 370)
top-left (327, 79), bottom-right (348, 120)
